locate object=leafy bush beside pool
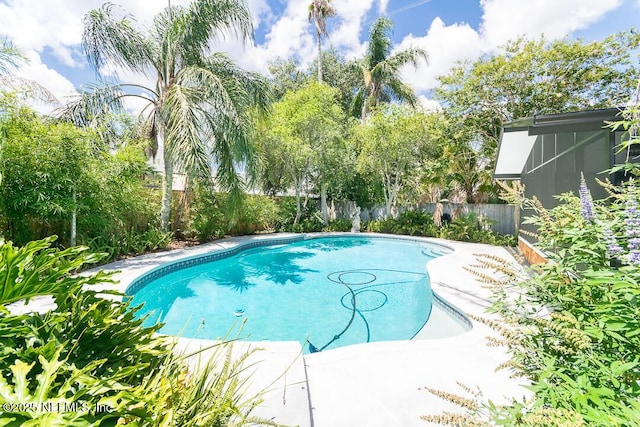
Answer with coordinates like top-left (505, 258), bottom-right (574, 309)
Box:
top-left (425, 176), bottom-right (640, 425)
top-left (364, 210), bottom-right (515, 246)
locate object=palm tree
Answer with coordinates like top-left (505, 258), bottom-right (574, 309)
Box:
top-left (0, 38), bottom-right (23, 75)
top-left (60, 0), bottom-right (270, 231)
top-left (353, 17), bottom-right (428, 122)
top-left (0, 39), bottom-right (58, 103)
top-left (308, 0), bottom-right (336, 83)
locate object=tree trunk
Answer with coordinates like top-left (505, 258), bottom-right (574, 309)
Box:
top-left (466, 183), bottom-right (475, 203)
top-left (317, 32), bottom-right (323, 82)
top-left (385, 197), bottom-right (393, 220)
top-left (383, 184), bottom-right (392, 219)
top-left (383, 174), bottom-right (391, 219)
top-left (160, 147), bottom-right (173, 232)
top-left (361, 97), bottom-right (368, 123)
top-left (294, 181), bottom-right (302, 225)
top-left (320, 183), bottom-right (328, 225)
top-left (173, 175), bottom-right (192, 238)
top-left (384, 174), bottom-right (400, 219)
top-left (390, 174), bottom-right (400, 219)
top-left (70, 189), bottom-right (77, 247)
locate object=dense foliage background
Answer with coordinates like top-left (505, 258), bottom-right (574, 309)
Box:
top-left (2, 22), bottom-right (637, 254)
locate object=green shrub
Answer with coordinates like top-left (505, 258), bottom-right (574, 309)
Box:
top-left (323, 219), bottom-right (352, 232)
top-left (229, 194), bottom-right (279, 235)
top-left (0, 101), bottom-right (163, 260)
top-left (431, 177), bottom-right (640, 426)
top-left (0, 236), bottom-right (166, 424)
top-left (441, 212), bottom-right (516, 246)
top-left (273, 197), bottom-right (323, 233)
top-left (87, 226), bottom-right (173, 260)
top-left (187, 187), bottom-right (228, 241)
top-left (362, 210), bottom-right (514, 245)
top-left (391, 210), bottom-right (436, 236)
top-left (363, 218), bottom-right (397, 233)
top-left (271, 196), bottom-right (298, 231)
top-left (290, 214), bottom-right (324, 233)
top-left (187, 187), bottom-right (282, 241)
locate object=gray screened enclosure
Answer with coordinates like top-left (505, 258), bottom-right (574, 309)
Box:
top-left (494, 108), bottom-right (638, 241)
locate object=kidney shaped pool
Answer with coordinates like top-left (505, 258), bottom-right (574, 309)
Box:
top-left (126, 235), bottom-right (456, 352)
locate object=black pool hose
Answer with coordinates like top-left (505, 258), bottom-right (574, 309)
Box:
top-left (309, 277), bottom-right (358, 353)
top-left (308, 268), bottom-right (425, 353)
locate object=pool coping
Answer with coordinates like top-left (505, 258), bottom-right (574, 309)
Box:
top-left (27, 232), bottom-right (527, 426)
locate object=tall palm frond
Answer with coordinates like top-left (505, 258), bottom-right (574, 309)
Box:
top-left (308, 0), bottom-right (336, 82)
top-left (56, 83), bottom-right (129, 127)
top-left (365, 17), bottom-right (393, 67)
top-left (82, 4), bottom-right (153, 77)
top-left (383, 78), bottom-right (417, 106)
top-left (355, 17), bottom-right (428, 121)
top-left (0, 39), bottom-right (59, 105)
top-left (184, 0), bottom-right (254, 46)
top-left (0, 38), bottom-right (24, 75)
top-left (0, 76), bottom-right (60, 105)
top-left (308, 0), bottom-right (336, 38)
top-left (191, 54), bottom-right (269, 189)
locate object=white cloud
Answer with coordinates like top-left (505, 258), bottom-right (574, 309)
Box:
top-left (0, 0), bottom-right (628, 113)
top-left (479, 0), bottom-right (622, 48)
top-left (19, 51), bottom-right (77, 99)
top-left (220, 0), bottom-right (321, 75)
top-left (418, 95), bottom-right (441, 111)
top-left (261, 2), bottom-right (315, 65)
top-left (0, 0), bottom-right (274, 71)
top-left (247, 0), bottom-right (273, 28)
top-left (11, 50), bottom-right (79, 114)
top-left (328, 0), bottom-right (375, 59)
top-left (378, 0), bottom-right (390, 14)
top-left (0, 1), bottom-right (107, 67)
top-left (397, 18), bottom-right (484, 92)
top-left (0, 0), bottom-right (275, 113)
top-left (396, 0), bottom-right (623, 103)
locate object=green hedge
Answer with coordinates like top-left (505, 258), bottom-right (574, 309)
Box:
top-left (364, 210), bottom-right (515, 246)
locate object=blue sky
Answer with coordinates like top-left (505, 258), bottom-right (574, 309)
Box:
top-left (0, 0), bottom-right (638, 112)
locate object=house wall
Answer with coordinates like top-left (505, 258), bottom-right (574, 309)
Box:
top-left (519, 129), bottom-right (613, 238)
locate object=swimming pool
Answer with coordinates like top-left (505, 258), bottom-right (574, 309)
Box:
top-left (127, 235), bottom-right (458, 352)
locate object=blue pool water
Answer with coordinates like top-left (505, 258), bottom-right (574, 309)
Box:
top-left (128, 236), bottom-right (451, 352)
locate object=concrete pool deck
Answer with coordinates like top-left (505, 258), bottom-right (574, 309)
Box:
top-left (79, 233), bottom-right (527, 426)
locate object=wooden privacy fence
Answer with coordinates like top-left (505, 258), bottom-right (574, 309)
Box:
top-left (329, 201), bottom-right (519, 236)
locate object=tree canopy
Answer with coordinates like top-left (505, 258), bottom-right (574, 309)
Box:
top-left (258, 81), bottom-right (349, 223)
top-left (437, 31), bottom-right (640, 153)
top-left (357, 105), bottom-right (443, 217)
top-left (61, 0), bottom-right (271, 231)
